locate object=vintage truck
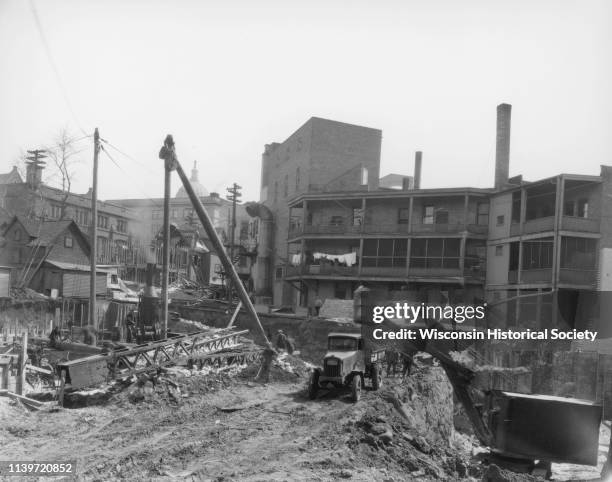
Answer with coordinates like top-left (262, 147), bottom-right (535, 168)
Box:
top-left (308, 332), bottom-right (385, 402)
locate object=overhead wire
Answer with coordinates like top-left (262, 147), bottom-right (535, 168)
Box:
top-left (99, 143), bottom-right (163, 210)
top-left (29, 0), bottom-right (88, 137)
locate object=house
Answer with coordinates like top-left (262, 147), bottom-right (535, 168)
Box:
top-left (0, 216), bottom-right (105, 297)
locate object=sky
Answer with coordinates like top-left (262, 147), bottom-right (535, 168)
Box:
top-left (0, 0), bottom-right (610, 203)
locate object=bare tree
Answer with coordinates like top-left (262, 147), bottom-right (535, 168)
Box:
top-left (44, 127), bottom-right (84, 219)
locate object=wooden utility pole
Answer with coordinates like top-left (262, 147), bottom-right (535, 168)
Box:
top-left (226, 182), bottom-right (242, 301)
top-left (89, 128), bottom-right (100, 327)
top-left (161, 145), bottom-right (172, 339)
top-left (159, 136), bottom-right (274, 379)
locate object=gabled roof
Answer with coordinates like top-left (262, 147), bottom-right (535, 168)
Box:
top-left (0, 167), bottom-right (22, 184)
top-left (3, 215), bottom-right (90, 251)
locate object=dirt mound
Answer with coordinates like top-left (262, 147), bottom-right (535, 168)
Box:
top-left (378, 366), bottom-right (454, 443)
top-left (342, 368), bottom-right (472, 480)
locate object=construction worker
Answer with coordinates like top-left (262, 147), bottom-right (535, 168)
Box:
top-left (401, 351), bottom-right (414, 378)
top-left (385, 348), bottom-right (399, 377)
top-left (276, 329), bottom-right (295, 354)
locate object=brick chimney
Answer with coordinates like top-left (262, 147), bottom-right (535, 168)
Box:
top-left (414, 151), bottom-right (422, 189)
top-left (495, 103), bottom-right (512, 190)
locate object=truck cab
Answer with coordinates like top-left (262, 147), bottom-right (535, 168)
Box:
top-left (308, 332), bottom-right (384, 402)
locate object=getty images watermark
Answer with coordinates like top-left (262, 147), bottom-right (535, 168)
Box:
top-left (370, 302), bottom-right (598, 342)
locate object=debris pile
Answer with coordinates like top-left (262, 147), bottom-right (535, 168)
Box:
top-left (344, 367), bottom-right (476, 480)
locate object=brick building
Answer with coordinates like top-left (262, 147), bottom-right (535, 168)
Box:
top-left (250, 117), bottom-right (383, 305)
top-left (248, 108), bottom-right (612, 334)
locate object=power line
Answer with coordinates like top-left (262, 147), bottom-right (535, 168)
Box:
top-left (99, 144), bottom-right (164, 209)
top-left (29, 0), bottom-right (88, 137)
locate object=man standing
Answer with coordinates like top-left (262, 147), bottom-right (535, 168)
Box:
top-left (401, 351), bottom-right (414, 378)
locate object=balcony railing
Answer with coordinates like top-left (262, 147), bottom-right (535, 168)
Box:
top-left (523, 216), bottom-right (555, 234)
top-left (407, 267), bottom-right (463, 278)
top-left (559, 268), bottom-right (596, 287)
top-left (519, 268), bottom-right (552, 283)
top-left (289, 221), bottom-right (487, 237)
top-left (561, 216), bottom-right (599, 233)
top-left (285, 265), bottom-right (358, 277)
top-left (285, 263), bottom-right (484, 281)
top-left (509, 216), bottom-right (599, 237)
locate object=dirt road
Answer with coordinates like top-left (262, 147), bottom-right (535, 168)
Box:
top-left (1, 358), bottom-right (476, 481)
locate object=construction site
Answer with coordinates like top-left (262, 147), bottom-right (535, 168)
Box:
top-left (0, 135), bottom-right (610, 482)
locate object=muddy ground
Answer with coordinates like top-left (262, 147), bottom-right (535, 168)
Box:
top-left (0, 354), bottom-right (608, 481)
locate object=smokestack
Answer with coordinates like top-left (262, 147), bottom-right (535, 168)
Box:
top-left (495, 103), bottom-right (512, 190)
top-left (414, 151), bottom-right (422, 189)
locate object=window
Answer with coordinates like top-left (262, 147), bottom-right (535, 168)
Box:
top-left (275, 266), bottom-right (284, 280)
top-left (435, 209), bottom-right (449, 224)
top-left (116, 219), bottom-right (127, 233)
top-left (64, 236), bottom-right (73, 248)
top-left (564, 201), bottom-right (575, 216)
top-left (171, 209), bottom-right (178, 219)
top-left (50, 204), bottom-right (62, 219)
top-left (239, 220), bottom-right (249, 240)
top-left (334, 283), bottom-right (347, 299)
top-left (274, 181), bottom-right (278, 203)
top-left (14, 229), bottom-right (21, 241)
top-left (295, 167), bottom-right (300, 190)
top-left (284, 174), bottom-right (289, 197)
top-left (478, 202), bottom-right (490, 225)
top-left (522, 239), bottom-right (553, 270)
top-left (75, 209), bottom-right (89, 226)
top-left (496, 215), bottom-right (505, 226)
top-left (398, 208), bottom-right (410, 225)
top-left (577, 198), bottom-right (589, 218)
top-left (97, 236), bottom-right (108, 252)
top-left (495, 245), bottom-right (503, 256)
top-left (353, 208), bottom-right (363, 226)
top-left (97, 215), bottom-right (109, 229)
top-left (561, 237), bottom-right (596, 269)
top-left (362, 239), bottom-right (407, 268)
top-left (361, 168), bottom-right (369, 186)
top-left (330, 216), bottom-right (344, 226)
top-left (509, 242), bottom-right (520, 271)
top-left (410, 238), bottom-right (460, 269)
top-left (423, 206), bottom-right (434, 224)
top-left (511, 192), bottom-right (521, 223)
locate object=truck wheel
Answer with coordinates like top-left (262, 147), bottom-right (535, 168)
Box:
top-left (351, 375), bottom-right (362, 402)
top-left (372, 364), bottom-right (382, 391)
top-left (308, 370), bottom-right (320, 400)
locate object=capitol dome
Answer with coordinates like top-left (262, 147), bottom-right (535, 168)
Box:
top-left (176, 161), bottom-right (209, 198)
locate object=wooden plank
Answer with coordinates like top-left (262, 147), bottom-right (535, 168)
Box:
top-left (0, 390), bottom-right (43, 408)
top-left (25, 364), bottom-right (53, 375)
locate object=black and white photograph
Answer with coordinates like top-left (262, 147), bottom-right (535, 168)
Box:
top-left (0, 1), bottom-right (611, 480)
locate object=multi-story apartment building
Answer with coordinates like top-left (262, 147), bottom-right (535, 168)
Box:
top-left (486, 167), bottom-right (612, 336)
top-left (284, 186), bottom-right (490, 308)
